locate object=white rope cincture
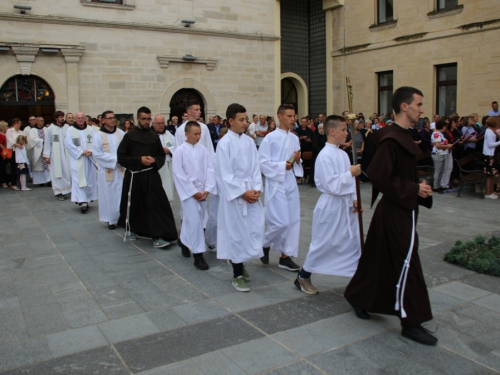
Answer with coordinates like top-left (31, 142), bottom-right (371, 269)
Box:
top-left (394, 210), bottom-right (416, 319)
top-left (124, 167), bottom-right (153, 242)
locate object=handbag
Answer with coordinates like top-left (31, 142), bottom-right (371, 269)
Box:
top-left (1, 148), bottom-right (12, 160)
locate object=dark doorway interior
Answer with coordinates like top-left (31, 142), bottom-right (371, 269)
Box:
top-left (0, 75), bottom-right (55, 126)
top-left (169, 89), bottom-right (205, 122)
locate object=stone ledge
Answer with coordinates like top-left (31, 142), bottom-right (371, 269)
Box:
top-left (369, 20), bottom-right (397, 31)
top-left (157, 56), bottom-right (217, 71)
top-left (80, 0), bottom-right (135, 11)
top-left (428, 4), bottom-right (464, 19)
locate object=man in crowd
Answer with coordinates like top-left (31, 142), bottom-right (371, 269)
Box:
top-left (258, 104), bottom-right (302, 272)
top-left (43, 110), bottom-right (71, 200)
top-left (153, 114), bottom-right (176, 202)
top-left (166, 115), bottom-right (178, 136)
top-left (296, 117), bottom-right (313, 152)
top-left (117, 106), bottom-right (178, 248)
top-left (64, 112), bottom-right (97, 213)
top-left (27, 116), bottom-right (51, 186)
top-left (488, 101), bottom-right (499, 117)
top-left (255, 115), bottom-right (268, 148)
top-left (25, 115), bottom-right (36, 133)
top-left (208, 115), bottom-right (224, 150)
top-left (92, 110), bottom-right (125, 229)
top-left (345, 86), bottom-right (437, 346)
top-left (65, 113), bottom-right (75, 126)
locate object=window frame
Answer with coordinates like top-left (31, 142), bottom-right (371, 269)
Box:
top-left (437, 0), bottom-right (459, 11)
top-left (377, 70), bottom-right (394, 117)
top-left (435, 63), bottom-right (458, 116)
top-left (377, 0), bottom-right (394, 25)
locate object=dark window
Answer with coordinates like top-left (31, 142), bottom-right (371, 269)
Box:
top-left (437, 0), bottom-right (458, 11)
top-left (378, 0), bottom-right (394, 24)
top-left (436, 64), bottom-right (457, 116)
top-left (92, 0), bottom-right (123, 4)
top-left (377, 71), bottom-right (393, 116)
top-left (0, 76), bottom-right (54, 104)
top-left (281, 78), bottom-right (298, 114)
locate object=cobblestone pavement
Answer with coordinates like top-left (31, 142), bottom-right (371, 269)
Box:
top-left (0, 182), bottom-right (499, 374)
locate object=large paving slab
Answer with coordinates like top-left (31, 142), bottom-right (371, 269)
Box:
top-left (0, 183), bottom-right (500, 374)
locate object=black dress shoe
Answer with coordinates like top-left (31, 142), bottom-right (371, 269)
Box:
top-left (260, 247), bottom-right (270, 265)
top-left (177, 239), bottom-right (191, 258)
top-left (194, 256), bottom-right (209, 270)
top-left (348, 301), bottom-right (371, 320)
top-left (401, 325), bottom-right (438, 346)
top-left (80, 203), bottom-right (89, 213)
top-left (108, 224), bottom-right (116, 230)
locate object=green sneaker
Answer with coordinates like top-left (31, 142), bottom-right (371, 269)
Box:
top-left (232, 276), bottom-right (250, 292)
top-left (242, 266), bottom-right (251, 282)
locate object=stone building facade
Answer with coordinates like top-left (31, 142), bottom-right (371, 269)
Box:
top-left (0, 0), bottom-right (280, 122)
top-left (329, 0), bottom-right (500, 117)
top-left (1, 0), bottom-right (498, 123)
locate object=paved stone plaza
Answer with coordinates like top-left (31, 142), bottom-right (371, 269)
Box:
top-left (0, 183), bottom-right (499, 374)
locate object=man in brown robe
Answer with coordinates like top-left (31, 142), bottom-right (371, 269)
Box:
top-left (117, 106), bottom-right (178, 248)
top-left (344, 87), bottom-right (437, 346)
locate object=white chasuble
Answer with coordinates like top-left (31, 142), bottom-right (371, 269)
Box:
top-left (43, 124), bottom-right (71, 195)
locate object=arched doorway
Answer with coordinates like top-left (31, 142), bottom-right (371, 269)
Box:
top-left (0, 75), bottom-right (55, 126)
top-left (281, 78), bottom-right (298, 113)
top-left (169, 89), bottom-right (205, 122)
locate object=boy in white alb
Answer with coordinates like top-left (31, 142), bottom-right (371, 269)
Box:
top-left (216, 103), bottom-right (264, 292)
top-left (295, 115), bottom-right (362, 294)
top-left (258, 104), bottom-right (303, 271)
top-left (173, 121), bottom-right (216, 270)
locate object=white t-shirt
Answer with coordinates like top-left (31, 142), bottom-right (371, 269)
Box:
top-left (255, 123), bottom-right (268, 147)
top-left (431, 131), bottom-right (449, 155)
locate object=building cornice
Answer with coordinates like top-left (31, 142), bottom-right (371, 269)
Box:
top-left (0, 13), bottom-right (280, 42)
top-left (332, 23), bottom-right (500, 57)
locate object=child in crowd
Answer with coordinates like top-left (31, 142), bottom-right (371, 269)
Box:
top-left (295, 115), bottom-right (362, 294)
top-left (15, 135), bottom-right (31, 191)
top-left (173, 121), bottom-right (216, 270)
top-left (216, 103), bottom-right (264, 292)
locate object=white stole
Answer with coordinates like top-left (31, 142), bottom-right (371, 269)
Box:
top-left (71, 126), bottom-right (93, 188)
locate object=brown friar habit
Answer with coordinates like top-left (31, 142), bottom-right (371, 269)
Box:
top-left (344, 123), bottom-right (433, 327)
top-left (117, 126), bottom-right (178, 241)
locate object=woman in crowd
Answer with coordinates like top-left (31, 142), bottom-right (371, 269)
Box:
top-left (449, 115), bottom-right (464, 186)
top-left (353, 121), bottom-right (364, 165)
top-left (265, 120), bottom-right (276, 135)
top-left (6, 118), bottom-right (25, 190)
top-left (431, 119), bottom-right (453, 193)
top-left (121, 119), bottom-right (133, 133)
top-left (483, 116), bottom-right (500, 199)
top-left (0, 121), bottom-right (8, 188)
top-left (419, 119), bottom-right (433, 153)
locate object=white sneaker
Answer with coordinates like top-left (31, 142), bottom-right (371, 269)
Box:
top-left (485, 194), bottom-right (498, 199)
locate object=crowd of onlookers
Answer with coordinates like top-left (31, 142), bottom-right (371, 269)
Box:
top-left (2, 100), bottom-right (499, 196)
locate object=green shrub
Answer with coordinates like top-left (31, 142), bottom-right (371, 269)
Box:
top-left (444, 235), bottom-right (500, 277)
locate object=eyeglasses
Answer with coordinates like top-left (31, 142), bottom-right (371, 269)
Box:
top-left (139, 117), bottom-right (152, 122)
top-left (105, 117), bottom-right (115, 120)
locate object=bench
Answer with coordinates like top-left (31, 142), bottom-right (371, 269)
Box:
top-left (454, 154), bottom-right (486, 199)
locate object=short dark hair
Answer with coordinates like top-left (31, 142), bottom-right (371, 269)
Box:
top-left (492, 101), bottom-right (498, 105)
top-left (391, 86), bottom-right (423, 114)
top-left (435, 119), bottom-right (447, 130)
top-left (185, 120), bottom-right (200, 133)
top-left (277, 103), bottom-right (295, 115)
top-left (226, 103), bottom-right (246, 120)
top-left (186, 100), bottom-right (200, 111)
top-left (102, 110), bottom-right (114, 119)
top-left (54, 110), bottom-right (65, 118)
top-left (323, 115), bottom-right (346, 134)
top-left (10, 118), bottom-right (21, 126)
top-left (137, 106), bottom-right (151, 118)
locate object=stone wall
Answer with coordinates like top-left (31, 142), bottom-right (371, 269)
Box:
top-left (0, 0), bottom-right (278, 118)
top-left (330, 0), bottom-right (500, 117)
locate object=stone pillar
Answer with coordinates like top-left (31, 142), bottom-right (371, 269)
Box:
top-left (323, 0), bottom-right (343, 115)
top-left (274, 0), bottom-right (281, 115)
top-left (61, 48), bottom-right (84, 113)
top-left (12, 47), bottom-right (39, 75)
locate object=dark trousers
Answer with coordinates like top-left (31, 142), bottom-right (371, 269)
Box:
top-left (7, 150), bottom-right (18, 186)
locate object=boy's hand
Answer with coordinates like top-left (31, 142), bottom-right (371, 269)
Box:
top-left (241, 190), bottom-right (259, 203)
top-left (200, 191), bottom-right (209, 201)
top-left (350, 164), bottom-right (361, 177)
top-left (293, 151), bottom-right (301, 163)
top-left (193, 192), bottom-right (203, 201)
top-left (353, 200), bottom-right (363, 214)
